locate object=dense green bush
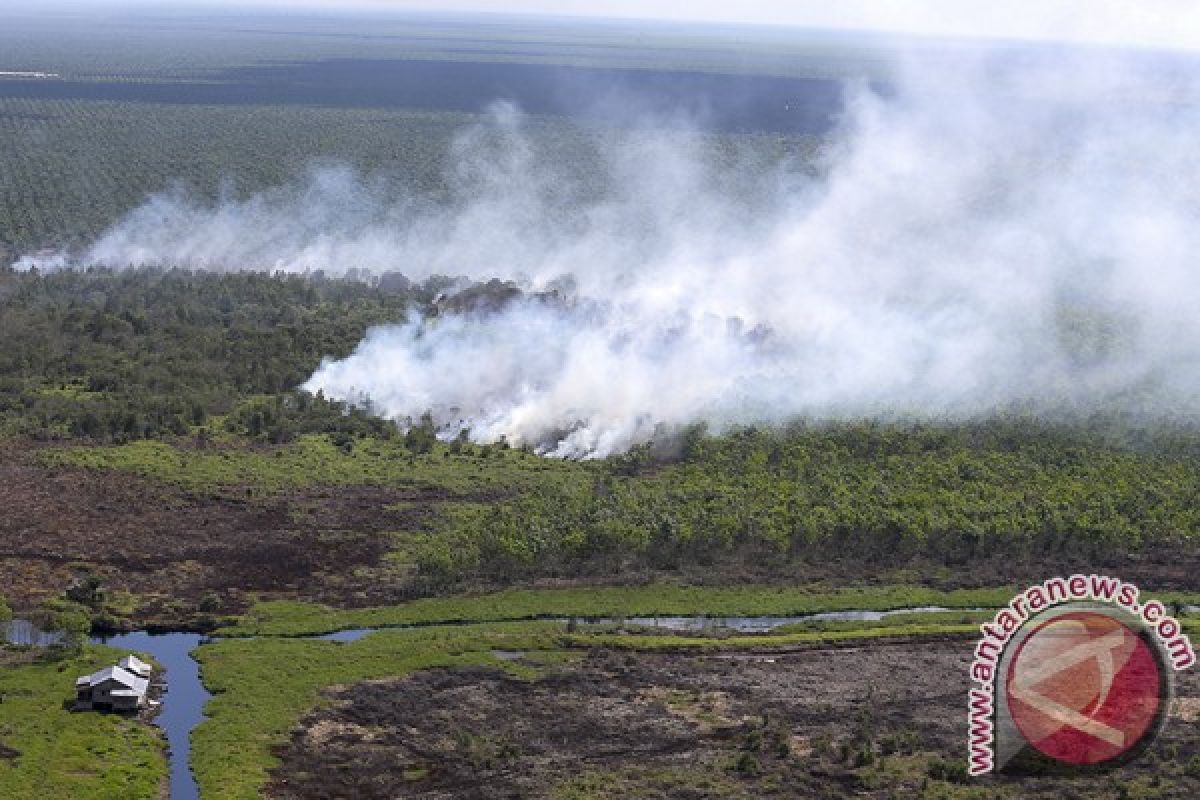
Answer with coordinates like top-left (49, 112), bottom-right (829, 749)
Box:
top-left (420, 420), bottom-right (1200, 585)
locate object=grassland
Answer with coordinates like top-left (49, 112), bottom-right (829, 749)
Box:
top-left (0, 645), bottom-right (167, 800)
top-left (220, 583), bottom-right (1019, 636)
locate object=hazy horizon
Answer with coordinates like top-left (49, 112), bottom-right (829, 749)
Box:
top-left (11, 1), bottom-right (1200, 54)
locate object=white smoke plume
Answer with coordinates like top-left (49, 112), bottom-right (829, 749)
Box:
top-left (37, 49), bottom-right (1200, 456)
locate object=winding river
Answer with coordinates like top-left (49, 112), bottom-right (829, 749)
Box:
top-left (90, 632), bottom-right (208, 800)
top-left (6, 605), bottom-right (976, 799)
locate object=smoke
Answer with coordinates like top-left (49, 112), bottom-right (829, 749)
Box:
top-left (31, 49), bottom-right (1200, 456)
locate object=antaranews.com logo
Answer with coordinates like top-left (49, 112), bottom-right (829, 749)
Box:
top-left (968, 575), bottom-right (1196, 775)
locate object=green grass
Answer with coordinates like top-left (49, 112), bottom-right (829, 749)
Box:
top-left (0, 645), bottom-right (167, 800)
top-left (219, 583), bottom-right (1019, 636)
top-left (44, 434), bottom-right (588, 494)
top-left (554, 765), bottom-right (757, 799)
top-left (570, 623), bottom-right (981, 651)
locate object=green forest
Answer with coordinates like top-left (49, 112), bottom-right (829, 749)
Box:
top-left (5, 267), bottom-right (1199, 595)
top-left (0, 97), bottom-right (809, 253)
top-left (0, 265), bottom-right (421, 440)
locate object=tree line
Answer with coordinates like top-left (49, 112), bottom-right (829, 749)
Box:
top-left (0, 266), bottom-right (440, 441)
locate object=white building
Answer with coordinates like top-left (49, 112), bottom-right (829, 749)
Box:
top-left (75, 665), bottom-right (149, 712)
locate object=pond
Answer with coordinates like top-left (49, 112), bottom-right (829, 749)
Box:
top-left (614, 605), bottom-right (963, 633)
top-left (2, 618), bottom-right (65, 647)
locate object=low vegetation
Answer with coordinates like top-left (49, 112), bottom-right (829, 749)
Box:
top-left (0, 645), bottom-right (167, 799)
top-left (193, 622), bottom-right (564, 800)
top-left (414, 419), bottom-right (1200, 587)
top-left (193, 612), bottom-right (1200, 799)
top-left (4, 267), bottom-right (1199, 800)
top-left (193, 618), bottom-right (989, 799)
top-left (221, 583), bottom-right (1018, 636)
top-left (5, 20), bottom-right (1198, 800)
top-left (44, 433), bottom-right (581, 495)
top-left (47, 413), bottom-right (1200, 594)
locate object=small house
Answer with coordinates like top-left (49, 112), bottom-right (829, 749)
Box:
top-left (75, 665), bottom-right (149, 712)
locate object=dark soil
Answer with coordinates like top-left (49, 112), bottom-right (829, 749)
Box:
top-left (267, 641), bottom-right (1200, 799)
top-left (0, 450), bottom-right (469, 624)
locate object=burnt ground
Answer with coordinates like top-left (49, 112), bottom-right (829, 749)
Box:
top-left (267, 641), bottom-right (1200, 800)
top-left (3, 440), bottom-right (1199, 630)
top-left (0, 449), bottom-right (464, 625)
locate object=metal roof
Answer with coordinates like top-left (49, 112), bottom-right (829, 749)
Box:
top-left (118, 654), bottom-right (152, 677)
top-left (75, 665), bottom-right (149, 695)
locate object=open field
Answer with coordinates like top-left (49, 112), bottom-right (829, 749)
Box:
top-left (13, 417), bottom-right (1200, 631)
top-left (187, 622), bottom-right (1200, 800)
top-left (0, 255), bottom-right (1195, 777)
top-left (7, 595), bottom-right (1193, 799)
top-left (192, 622), bottom-right (566, 800)
top-left (0, 439), bottom-right (441, 620)
top-left (267, 641), bottom-right (1200, 800)
top-left (31, 418), bottom-right (1200, 622)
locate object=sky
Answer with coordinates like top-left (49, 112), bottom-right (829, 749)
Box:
top-left (40, 1), bottom-right (1200, 52)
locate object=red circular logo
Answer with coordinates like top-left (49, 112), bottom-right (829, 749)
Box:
top-left (1005, 610), bottom-right (1164, 766)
